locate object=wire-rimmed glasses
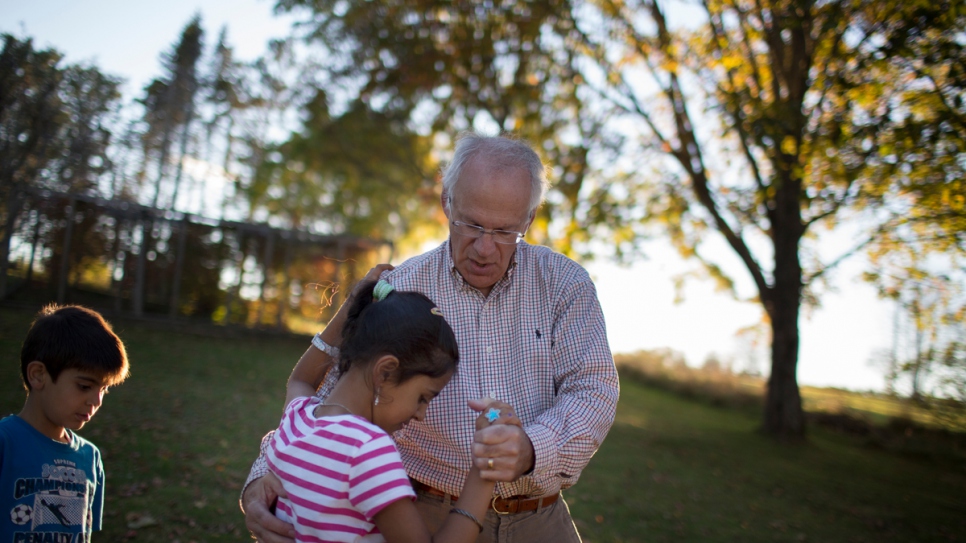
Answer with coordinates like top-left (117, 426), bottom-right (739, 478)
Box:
top-left (450, 221), bottom-right (526, 245)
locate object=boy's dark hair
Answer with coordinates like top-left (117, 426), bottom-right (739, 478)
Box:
top-left (20, 304), bottom-right (130, 390)
top-left (340, 281), bottom-right (458, 383)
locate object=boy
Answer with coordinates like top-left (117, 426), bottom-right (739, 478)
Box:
top-left (1, 304), bottom-right (130, 542)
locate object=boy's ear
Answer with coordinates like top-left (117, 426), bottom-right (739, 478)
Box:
top-left (25, 361), bottom-right (49, 390)
top-left (372, 355), bottom-right (400, 385)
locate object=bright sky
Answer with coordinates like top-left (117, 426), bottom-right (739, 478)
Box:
top-left (2, 0), bottom-right (895, 391)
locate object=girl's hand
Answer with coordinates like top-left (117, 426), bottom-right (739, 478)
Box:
top-left (469, 398), bottom-right (522, 431)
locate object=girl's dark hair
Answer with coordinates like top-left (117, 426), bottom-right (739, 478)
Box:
top-left (339, 281), bottom-right (458, 383)
top-left (20, 304), bottom-right (130, 390)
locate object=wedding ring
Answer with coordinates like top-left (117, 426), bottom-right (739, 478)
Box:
top-left (487, 458), bottom-right (494, 470)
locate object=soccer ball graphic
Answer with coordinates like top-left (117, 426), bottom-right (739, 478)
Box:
top-left (10, 503), bottom-right (32, 525)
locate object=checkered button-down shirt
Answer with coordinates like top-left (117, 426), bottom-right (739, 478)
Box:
top-left (245, 241), bottom-right (618, 500)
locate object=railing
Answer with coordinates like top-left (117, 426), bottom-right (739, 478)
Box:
top-left (0, 188), bottom-right (392, 331)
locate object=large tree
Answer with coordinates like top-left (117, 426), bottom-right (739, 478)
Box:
top-left (273, 0), bottom-right (630, 254)
top-left (574, 0), bottom-right (965, 437)
top-left (274, 0), bottom-right (964, 438)
top-left (135, 16), bottom-right (204, 210)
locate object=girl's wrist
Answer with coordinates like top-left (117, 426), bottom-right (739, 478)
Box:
top-left (312, 333), bottom-right (341, 357)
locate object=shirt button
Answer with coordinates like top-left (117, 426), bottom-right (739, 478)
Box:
top-left (486, 346), bottom-right (493, 354)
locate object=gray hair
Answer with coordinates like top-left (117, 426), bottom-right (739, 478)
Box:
top-left (441, 133), bottom-right (549, 217)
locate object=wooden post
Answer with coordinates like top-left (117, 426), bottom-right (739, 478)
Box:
top-left (111, 214), bottom-right (124, 314)
top-left (132, 215), bottom-right (150, 317)
top-left (276, 235), bottom-right (293, 331)
top-left (56, 198), bottom-right (77, 304)
top-left (255, 228), bottom-right (275, 327)
top-left (221, 229), bottom-right (245, 325)
top-left (168, 215), bottom-right (189, 318)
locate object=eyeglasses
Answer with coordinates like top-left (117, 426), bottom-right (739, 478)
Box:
top-left (450, 221), bottom-right (526, 245)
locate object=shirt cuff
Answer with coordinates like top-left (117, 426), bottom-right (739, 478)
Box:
top-left (239, 431), bottom-right (274, 513)
top-left (524, 424), bottom-right (558, 485)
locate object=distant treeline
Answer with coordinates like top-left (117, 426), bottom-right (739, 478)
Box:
top-left (0, 24), bottom-right (424, 326)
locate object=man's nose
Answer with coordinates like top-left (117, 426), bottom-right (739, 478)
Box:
top-left (472, 232), bottom-right (498, 254)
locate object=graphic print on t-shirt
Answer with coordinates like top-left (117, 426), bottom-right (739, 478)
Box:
top-left (9, 460), bottom-right (91, 536)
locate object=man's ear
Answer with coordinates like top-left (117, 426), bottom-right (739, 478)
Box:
top-left (26, 361), bottom-right (49, 390)
top-left (441, 189), bottom-right (451, 220)
top-left (372, 355), bottom-right (400, 386)
top-left (525, 210), bottom-right (536, 232)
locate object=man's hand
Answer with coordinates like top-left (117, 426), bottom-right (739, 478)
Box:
top-left (352, 263), bottom-right (395, 298)
top-left (312, 263), bottom-right (396, 349)
top-left (468, 398), bottom-right (533, 482)
top-left (242, 473), bottom-right (295, 543)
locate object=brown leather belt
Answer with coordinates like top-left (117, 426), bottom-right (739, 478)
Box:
top-left (411, 480), bottom-right (559, 515)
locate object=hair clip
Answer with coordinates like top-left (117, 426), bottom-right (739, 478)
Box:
top-left (430, 307), bottom-right (443, 316)
top-left (373, 280), bottom-right (394, 301)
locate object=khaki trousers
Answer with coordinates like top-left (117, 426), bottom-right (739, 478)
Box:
top-left (413, 490), bottom-right (583, 543)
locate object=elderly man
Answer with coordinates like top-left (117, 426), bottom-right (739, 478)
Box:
top-left (243, 133), bottom-right (619, 543)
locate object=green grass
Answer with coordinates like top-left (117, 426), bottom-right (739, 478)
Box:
top-left (2, 305), bottom-right (964, 542)
top-left (567, 383), bottom-right (966, 542)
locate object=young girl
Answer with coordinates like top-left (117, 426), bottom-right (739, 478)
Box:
top-left (266, 279), bottom-right (518, 543)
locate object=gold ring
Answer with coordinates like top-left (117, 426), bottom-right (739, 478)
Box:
top-left (487, 458), bottom-right (494, 470)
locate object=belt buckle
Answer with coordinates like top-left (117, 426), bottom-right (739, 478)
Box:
top-left (490, 495), bottom-right (511, 516)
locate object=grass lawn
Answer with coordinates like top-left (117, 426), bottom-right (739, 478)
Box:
top-left (568, 383), bottom-right (965, 542)
top-left (2, 305), bottom-right (964, 542)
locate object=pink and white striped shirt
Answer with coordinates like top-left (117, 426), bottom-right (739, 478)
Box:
top-left (267, 396), bottom-right (415, 543)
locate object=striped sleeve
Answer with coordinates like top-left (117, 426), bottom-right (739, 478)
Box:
top-left (347, 431), bottom-right (415, 519)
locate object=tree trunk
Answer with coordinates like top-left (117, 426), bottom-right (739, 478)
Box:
top-left (762, 176), bottom-right (806, 439)
top-left (763, 291), bottom-right (805, 439)
top-left (25, 209), bottom-right (41, 284)
top-left (910, 297), bottom-right (925, 401)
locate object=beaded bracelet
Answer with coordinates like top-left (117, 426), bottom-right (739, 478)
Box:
top-left (449, 507), bottom-right (483, 532)
top-left (311, 333), bottom-right (340, 359)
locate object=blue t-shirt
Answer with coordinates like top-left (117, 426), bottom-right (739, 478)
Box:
top-left (0, 415), bottom-right (104, 543)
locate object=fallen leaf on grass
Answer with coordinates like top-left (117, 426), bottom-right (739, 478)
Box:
top-left (126, 512), bottom-right (159, 529)
top-left (119, 482), bottom-right (148, 497)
